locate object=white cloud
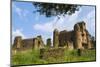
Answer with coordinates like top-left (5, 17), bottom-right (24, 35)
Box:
top-left (83, 10), bottom-right (95, 36)
top-left (12, 3), bottom-right (29, 21)
top-left (34, 22), bottom-right (53, 32)
top-left (33, 7), bottom-right (95, 45)
top-left (33, 9), bottom-right (82, 44)
top-left (12, 29), bottom-right (26, 44)
top-left (12, 29), bottom-right (25, 38)
top-left (33, 8), bottom-right (82, 33)
top-left (33, 9), bottom-right (95, 35)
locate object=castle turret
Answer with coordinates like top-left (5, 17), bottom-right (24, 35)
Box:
top-left (33, 35), bottom-right (44, 49)
top-left (74, 23), bottom-right (82, 49)
top-left (33, 38), bottom-right (38, 49)
top-left (13, 36), bottom-right (22, 49)
top-left (80, 22), bottom-right (86, 32)
top-left (53, 29), bottom-right (59, 48)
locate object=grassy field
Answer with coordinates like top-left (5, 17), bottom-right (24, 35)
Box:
top-left (11, 49), bottom-right (96, 66)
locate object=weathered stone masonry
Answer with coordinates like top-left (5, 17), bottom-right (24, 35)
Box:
top-left (13, 35), bottom-right (44, 50)
top-left (53, 21), bottom-right (94, 49)
top-left (13, 21), bottom-right (94, 51)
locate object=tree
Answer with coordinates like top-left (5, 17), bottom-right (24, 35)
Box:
top-left (33, 2), bottom-right (81, 18)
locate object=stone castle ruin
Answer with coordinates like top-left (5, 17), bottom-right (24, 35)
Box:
top-left (53, 21), bottom-right (94, 49)
top-left (13, 35), bottom-right (44, 50)
top-left (12, 21), bottom-right (94, 51)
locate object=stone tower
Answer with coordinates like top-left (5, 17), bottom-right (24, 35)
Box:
top-left (74, 21), bottom-right (90, 49)
top-left (13, 36), bottom-right (22, 49)
top-left (33, 38), bottom-right (38, 49)
top-left (80, 22), bottom-right (88, 49)
top-left (53, 29), bottom-right (59, 48)
top-left (74, 23), bottom-right (83, 49)
top-left (33, 35), bottom-right (44, 49)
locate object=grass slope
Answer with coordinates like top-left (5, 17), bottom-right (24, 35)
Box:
top-left (11, 49), bottom-right (96, 66)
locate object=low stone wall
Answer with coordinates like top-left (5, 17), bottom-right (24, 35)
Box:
top-left (77, 49), bottom-right (95, 56)
top-left (40, 47), bottom-right (65, 59)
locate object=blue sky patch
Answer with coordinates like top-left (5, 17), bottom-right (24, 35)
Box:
top-left (12, 1), bottom-right (96, 44)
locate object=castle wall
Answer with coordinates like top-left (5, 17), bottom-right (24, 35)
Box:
top-left (13, 35), bottom-right (44, 51)
top-left (13, 21), bottom-right (94, 51)
top-left (13, 36), bottom-right (22, 49)
top-left (40, 47), bottom-right (65, 59)
top-left (32, 35), bottom-right (45, 50)
top-left (22, 38), bottom-right (34, 50)
top-left (52, 21), bottom-right (93, 50)
top-left (59, 30), bottom-right (74, 47)
top-left (67, 41), bottom-right (74, 50)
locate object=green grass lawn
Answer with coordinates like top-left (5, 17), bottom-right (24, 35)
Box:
top-left (11, 49), bottom-right (96, 66)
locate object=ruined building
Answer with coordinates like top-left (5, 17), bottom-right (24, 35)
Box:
top-left (53, 21), bottom-right (94, 49)
top-left (13, 35), bottom-right (44, 50)
top-left (13, 21), bottom-right (94, 50)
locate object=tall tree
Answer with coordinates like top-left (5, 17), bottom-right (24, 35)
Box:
top-left (33, 2), bottom-right (81, 18)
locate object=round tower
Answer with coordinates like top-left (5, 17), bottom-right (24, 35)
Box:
top-left (13, 36), bottom-right (22, 49)
top-left (74, 24), bottom-right (82, 49)
top-left (81, 22), bottom-right (86, 32)
top-left (53, 29), bottom-right (59, 48)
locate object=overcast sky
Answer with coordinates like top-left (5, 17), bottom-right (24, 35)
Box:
top-left (12, 1), bottom-right (96, 44)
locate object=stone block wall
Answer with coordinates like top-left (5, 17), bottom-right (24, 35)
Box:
top-left (13, 21), bottom-right (94, 51)
top-left (40, 47), bottom-right (65, 59)
top-left (13, 35), bottom-right (44, 51)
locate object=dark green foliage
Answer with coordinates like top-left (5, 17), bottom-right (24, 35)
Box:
top-left (33, 2), bottom-right (81, 17)
top-left (77, 49), bottom-right (82, 56)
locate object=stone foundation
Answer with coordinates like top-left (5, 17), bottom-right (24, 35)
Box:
top-left (40, 47), bottom-right (65, 59)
